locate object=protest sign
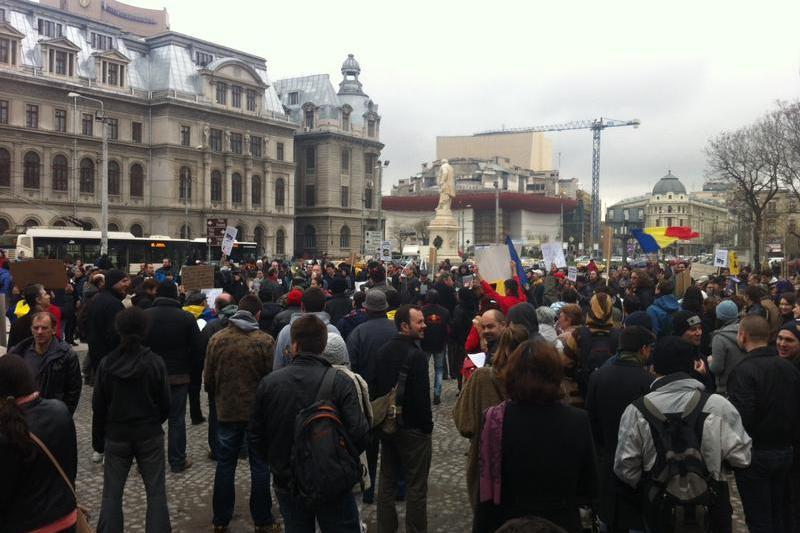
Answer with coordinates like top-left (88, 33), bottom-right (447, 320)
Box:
top-left (467, 352), bottom-right (487, 368)
top-left (542, 242), bottom-right (567, 269)
top-left (714, 249), bottom-right (728, 268)
top-left (10, 259), bottom-right (67, 290)
top-left (221, 226), bottom-right (238, 256)
top-left (729, 251), bottom-right (740, 276)
top-left (567, 266), bottom-right (578, 282)
top-left (474, 244), bottom-right (511, 283)
top-left (181, 265), bottom-right (215, 291)
top-left (674, 270), bottom-right (692, 299)
top-left (201, 288), bottom-right (223, 306)
top-left (380, 240), bottom-right (392, 261)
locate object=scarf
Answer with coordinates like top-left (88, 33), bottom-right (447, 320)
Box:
top-left (479, 400), bottom-right (508, 505)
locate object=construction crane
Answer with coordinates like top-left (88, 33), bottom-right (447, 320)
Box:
top-left (476, 117), bottom-right (641, 246)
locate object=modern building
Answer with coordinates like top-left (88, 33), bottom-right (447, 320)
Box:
top-left (0, 0), bottom-right (297, 258)
top-left (274, 55), bottom-right (384, 259)
top-left (436, 131), bottom-right (553, 172)
top-left (605, 171), bottom-right (731, 256)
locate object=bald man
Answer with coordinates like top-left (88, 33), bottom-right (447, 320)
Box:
top-left (479, 309), bottom-right (507, 364)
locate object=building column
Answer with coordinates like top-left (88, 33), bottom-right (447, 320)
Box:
top-left (203, 152), bottom-right (212, 209)
top-left (224, 155), bottom-right (232, 211)
top-left (263, 161), bottom-right (271, 213)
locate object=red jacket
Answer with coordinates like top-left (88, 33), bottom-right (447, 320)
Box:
top-left (479, 274), bottom-right (526, 315)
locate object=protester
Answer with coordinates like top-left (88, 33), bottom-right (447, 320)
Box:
top-left (337, 290), bottom-right (369, 341)
top-left (420, 289), bottom-right (450, 405)
top-left (646, 279), bottom-right (679, 337)
top-left (92, 307), bottom-right (171, 533)
top-left (86, 269), bottom-right (130, 393)
top-left (273, 287), bottom-right (341, 370)
top-left (8, 282), bottom-right (62, 348)
top-left (324, 277), bottom-right (351, 325)
top-left (708, 299), bottom-right (745, 396)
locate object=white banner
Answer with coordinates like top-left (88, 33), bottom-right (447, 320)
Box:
top-left (475, 244), bottom-right (512, 282)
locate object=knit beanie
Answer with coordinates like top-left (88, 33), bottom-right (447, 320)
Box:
top-left (652, 336), bottom-right (696, 376)
top-left (716, 300), bottom-right (739, 323)
top-left (286, 289), bottom-right (303, 307)
top-left (0, 354), bottom-right (37, 398)
top-left (624, 310), bottom-right (654, 332)
top-left (587, 293), bottom-right (614, 330)
top-left (780, 320), bottom-right (800, 342)
top-left (104, 269), bottom-right (128, 289)
top-left (321, 332), bottom-right (348, 365)
top-left (672, 310), bottom-right (702, 338)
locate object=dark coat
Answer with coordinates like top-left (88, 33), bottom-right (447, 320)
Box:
top-left (87, 288), bottom-right (125, 362)
top-left (346, 314), bottom-right (397, 382)
top-left (9, 338), bottom-right (83, 415)
top-left (372, 334), bottom-right (433, 433)
top-left (586, 355), bottom-right (654, 529)
top-left (144, 297), bottom-right (202, 383)
top-left (0, 397), bottom-right (77, 533)
top-left (324, 293), bottom-right (352, 326)
top-left (728, 346), bottom-right (800, 448)
top-left (475, 402), bottom-right (598, 533)
top-left (272, 305), bottom-right (300, 338)
top-left (249, 354), bottom-right (369, 489)
top-left (91, 345), bottom-right (170, 452)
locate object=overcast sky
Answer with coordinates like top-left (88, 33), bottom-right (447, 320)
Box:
top-left (130, 0), bottom-right (800, 205)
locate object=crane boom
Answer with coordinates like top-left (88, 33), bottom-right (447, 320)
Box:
top-left (474, 117), bottom-right (640, 246)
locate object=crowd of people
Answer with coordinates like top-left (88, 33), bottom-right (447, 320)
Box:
top-left (2, 248), bottom-right (800, 533)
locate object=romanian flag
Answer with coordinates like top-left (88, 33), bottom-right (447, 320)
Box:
top-left (631, 226), bottom-right (700, 253)
top-left (505, 235), bottom-right (528, 290)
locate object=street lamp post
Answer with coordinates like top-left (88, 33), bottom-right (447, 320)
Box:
top-left (377, 159), bottom-right (389, 239)
top-left (68, 92), bottom-right (108, 255)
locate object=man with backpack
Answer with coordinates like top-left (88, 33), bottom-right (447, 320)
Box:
top-left (249, 314), bottom-right (368, 533)
top-left (614, 336), bottom-right (752, 533)
top-left (646, 279), bottom-right (680, 338)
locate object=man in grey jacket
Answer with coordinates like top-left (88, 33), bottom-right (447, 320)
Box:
top-left (272, 287), bottom-right (342, 370)
top-left (615, 336), bottom-right (752, 532)
top-left (708, 299), bottom-right (745, 395)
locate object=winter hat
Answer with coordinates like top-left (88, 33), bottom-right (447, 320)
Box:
top-left (286, 289), bottom-right (303, 307)
top-left (0, 354), bottom-right (37, 398)
top-left (672, 310), bottom-right (702, 338)
top-left (652, 336), bottom-right (696, 376)
top-left (587, 293), bottom-right (614, 330)
top-left (322, 332), bottom-right (348, 365)
top-left (329, 277), bottom-right (347, 295)
top-left (104, 269), bottom-right (128, 289)
top-left (716, 300), bottom-right (739, 323)
top-left (624, 310), bottom-right (654, 332)
top-left (780, 320), bottom-right (800, 342)
top-left (363, 289), bottom-right (388, 312)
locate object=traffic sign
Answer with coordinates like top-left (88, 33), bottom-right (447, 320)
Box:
top-left (206, 218), bottom-right (227, 246)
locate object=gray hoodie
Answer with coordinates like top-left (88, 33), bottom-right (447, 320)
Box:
top-left (272, 311), bottom-right (342, 370)
top-left (709, 320), bottom-right (746, 395)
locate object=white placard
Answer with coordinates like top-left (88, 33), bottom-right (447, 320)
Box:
top-left (380, 240), bottom-right (392, 261)
top-left (221, 226), bottom-right (238, 256)
top-left (201, 287), bottom-right (224, 307)
top-left (474, 244), bottom-right (512, 283)
top-left (714, 249), bottom-right (729, 268)
top-left (354, 281), bottom-right (366, 293)
top-left (567, 266), bottom-right (578, 282)
top-left (467, 352), bottom-right (487, 368)
top-left (542, 242), bottom-right (567, 269)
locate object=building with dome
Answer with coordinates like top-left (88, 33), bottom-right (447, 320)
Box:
top-left (274, 54), bottom-right (384, 258)
top-left (605, 171), bottom-right (731, 256)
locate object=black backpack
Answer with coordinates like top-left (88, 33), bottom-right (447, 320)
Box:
top-left (575, 328), bottom-right (615, 397)
top-left (290, 367), bottom-right (362, 508)
top-left (633, 390), bottom-right (715, 532)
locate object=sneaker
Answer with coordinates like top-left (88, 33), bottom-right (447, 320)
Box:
top-left (171, 458), bottom-right (193, 473)
top-left (91, 451), bottom-right (104, 463)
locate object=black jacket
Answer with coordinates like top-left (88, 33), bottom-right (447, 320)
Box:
top-left (346, 314), bottom-right (397, 382)
top-left (421, 303), bottom-right (450, 353)
top-left (0, 397), bottom-right (77, 533)
top-left (87, 288), bottom-right (125, 361)
top-left (433, 281), bottom-right (457, 314)
top-left (9, 338), bottom-right (82, 415)
top-left (728, 346), bottom-right (800, 449)
top-left (91, 345), bottom-right (170, 452)
top-left (272, 305), bottom-right (300, 338)
top-left (324, 293), bottom-right (352, 326)
top-left (249, 354), bottom-right (369, 489)
top-left (144, 297), bottom-right (202, 381)
top-left (372, 334), bottom-right (433, 433)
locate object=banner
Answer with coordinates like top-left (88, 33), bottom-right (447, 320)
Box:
top-left (541, 242), bottom-right (567, 269)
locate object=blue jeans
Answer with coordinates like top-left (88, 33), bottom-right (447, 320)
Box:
top-left (168, 384), bottom-right (188, 471)
top-left (275, 488), bottom-right (360, 533)
top-left (735, 447), bottom-right (794, 533)
top-left (213, 422), bottom-right (274, 527)
top-left (428, 350), bottom-right (445, 398)
top-left (208, 395), bottom-right (219, 459)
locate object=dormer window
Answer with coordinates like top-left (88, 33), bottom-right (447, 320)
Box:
top-left (195, 51), bottom-right (213, 67)
top-left (37, 19), bottom-right (62, 38)
top-left (0, 20), bottom-right (23, 67)
top-left (90, 32), bottom-right (114, 51)
top-left (42, 37), bottom-right (79, 78)
top-left (304, 108), bottom-right (314, 129)
top-left (94, 50), bottom-right (130, 89)
top-left (289, 92), bottom-right (299, 105)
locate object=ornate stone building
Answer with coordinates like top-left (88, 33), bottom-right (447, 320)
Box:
top-left (274, 55), bottom-right (384, 258)
top-left (0, 0), bottom-right (296, 257)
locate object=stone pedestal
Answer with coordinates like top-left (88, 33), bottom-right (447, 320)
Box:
top-left (428, 212), bottom-right (461, 264)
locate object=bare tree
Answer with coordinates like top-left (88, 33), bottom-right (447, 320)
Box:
top-left (413, 219), bottom-right (429, 245)
top-left (390, 225), bottom-right (416, 254)
top-left (774, 101), bottom-right (800, 240)
top-left (706, 114), bottom-right (780, 268)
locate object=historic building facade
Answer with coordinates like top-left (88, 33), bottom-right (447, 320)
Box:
top-left (0, 0), bottom-right (296, 257)
top-left (274, 55), bottom-right (384, 258)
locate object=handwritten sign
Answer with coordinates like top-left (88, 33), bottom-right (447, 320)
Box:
top-left (10, 259), bottom-right (67, 290)
top-left (201, 288), bottom-right (224, 306)
top-left (181, 265), bottom-right (215, 291)
top-left (567, 266), bottom-right (578, 282)
top-left (714, 249), bottom-right (728, 268)
top-left (221, 226), bottom-right (238, 256)
top-left (542, 242), bottom-right (567, 269)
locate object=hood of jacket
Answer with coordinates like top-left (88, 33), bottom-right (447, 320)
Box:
top-left (653, 294), bottom-right (680, 314)
top-left (104, 345), bottom-right (156, 379)
top-left (289, 311), bottom-right (332, 325)
top-left (229, 310), bottom-right (260, 332)
top-left (712, 320), bottom-right (740, 343)
top-left (218, 304), bottom-right (238, 319)
top-left (648, 372), bottom-right (706, 412)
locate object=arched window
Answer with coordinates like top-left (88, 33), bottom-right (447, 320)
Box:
top-left (24, 152), bottom-right (40, 189)
top-left (108, 161), bottom-right (120, 195)
top-left (276, 228), bottom-right (285, 255)
top-left (667, 205), bottom-right (673, 214)
top-left (304, 225), bottom-right (316, 250)
top-left (107, 222), bottom-right (119, 232)
top-left (180, 224), bottom-right (191, 239)
top-left (179, 166), bottom-right (191, 201)
top-left (211, 170), bottom-right (222, 202)
top-left (130, 223), bottom-right (143, 237)
top-left (80, 158), bottom-right (94, 193)
top-left (340, 225), bottom-right (350, 249)
top-left (232, 173), bottom-right (242, 204)
top-left (53, 220), bottom-right (66, 227)
top-left (275, 177), bottom-right (285, 207)
top-left (52, 155), bottom-right (68, 191)
top-left (251, 175), bottom-right (261, 206)
top-left (0, 218), bottom-right (10, 235)
top-left (24, 218), bottom-right (39, 228)
top-left (130, 164), bottom-right (144, 198)
top-left (0, 148), bottom-right (9, 187)
top-left (235, 224), bottom-right (245, 241)
top-left (253, 226), bottom-right (264, 255)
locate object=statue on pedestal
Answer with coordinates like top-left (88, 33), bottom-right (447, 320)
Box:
top-left (436, 159), bottom-right (455, 215)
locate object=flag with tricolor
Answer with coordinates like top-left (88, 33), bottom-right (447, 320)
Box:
top-left (506, 235), bottom-right (528, 291)
top-left (631, 226), bottom-right (701, 253)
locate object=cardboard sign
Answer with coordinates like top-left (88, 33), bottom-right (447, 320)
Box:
top-left (729, 251), bottom-right (740, 276)
top-left (221, 226), bottom-right (238, 256)
top-left (674, 270), bottom-right (692, 299)
top-left (474, 244), bottom-right (511, 283)
top-left (380, 240), bottom-right (392, 261)
top-left (181, 265), bottom-right (215, 291)
top-left (714, 249), bottom-right (728, 268)
top-left (542, 242), bottom-right (567, 269)
top-left (567, 266), bottom-right (578, 282)
top-left (10, 259), bottom-right (67, 290)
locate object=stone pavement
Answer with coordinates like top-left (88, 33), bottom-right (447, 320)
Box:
top-left (1, 341), bottom-right (750, 532)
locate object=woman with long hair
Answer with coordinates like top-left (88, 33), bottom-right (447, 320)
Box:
top-left (454, 325), bottom-right (530, 517)
top-left (0, 353), bottom-right (79, 533)
top-left (475, 340), bottom-right (598, 533)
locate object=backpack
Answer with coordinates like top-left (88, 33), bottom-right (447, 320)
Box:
top-left (290, 367), bottom-right (362, 508)
top-left (633, 390), bottom-right (715, 533)
top-left (575, 328), bottom-right (615, 397)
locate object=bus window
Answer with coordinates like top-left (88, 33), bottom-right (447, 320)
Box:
top-left (128, 241), bottom-right (147, 266)
top-left (84, 244), bottom-right (100, 263)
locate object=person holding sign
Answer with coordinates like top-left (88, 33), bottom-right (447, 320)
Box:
top-left (474, 262), bottom-right (527, 314)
